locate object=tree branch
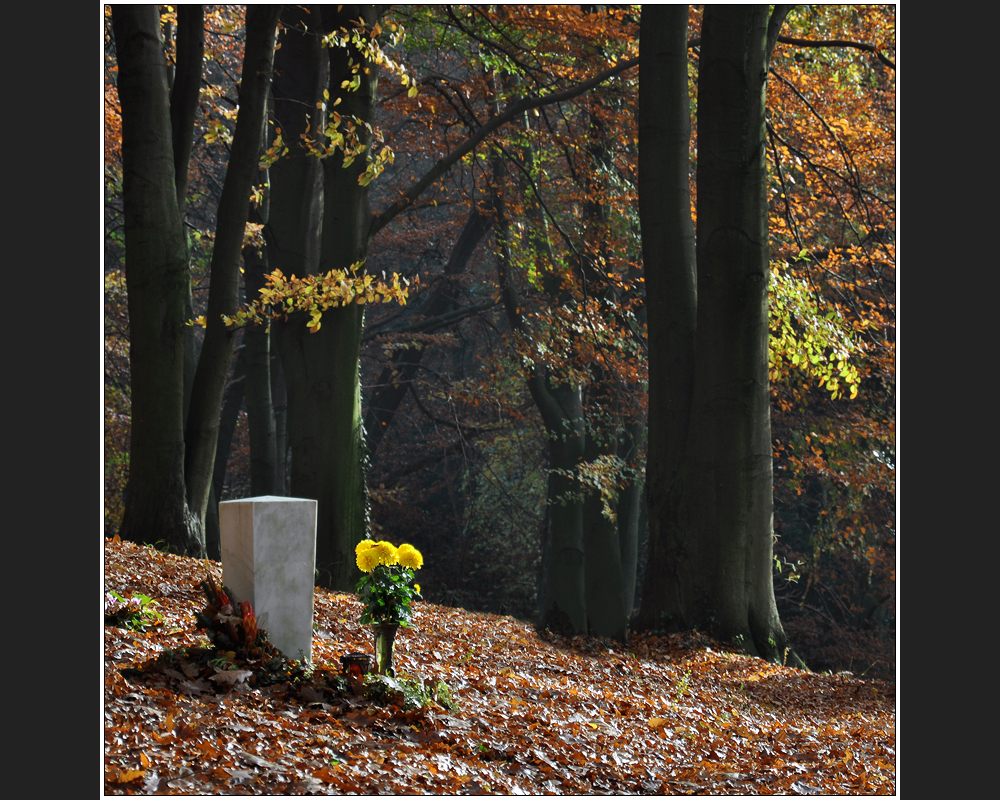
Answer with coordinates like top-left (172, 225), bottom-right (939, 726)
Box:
top-left (368, 57), bottom-right (639, 240)
top-left (776, 35), bottom-right (895, 70)
top-left (362, 299), bottom-right (497, 342)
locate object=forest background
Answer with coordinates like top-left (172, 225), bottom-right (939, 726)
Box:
top-left (104, 4), bottom-right (896, 681)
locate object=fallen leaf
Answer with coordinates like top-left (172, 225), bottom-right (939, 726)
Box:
top-left (209, 669), bottom-right (254, 687)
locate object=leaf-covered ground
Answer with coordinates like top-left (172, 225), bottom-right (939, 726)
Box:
top-left (103, 538), bottom-right (895, 795)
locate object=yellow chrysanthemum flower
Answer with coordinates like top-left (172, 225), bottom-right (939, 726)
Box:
top-left (373, 540), bottom-right (399, 567)
top-left (355, 539), bottom-right (380, 572)
top-left (397, 543), bottom-right (424, 570)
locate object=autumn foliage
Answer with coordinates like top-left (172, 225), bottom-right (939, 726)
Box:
top-left (105, 5), bottom-right (895, 682)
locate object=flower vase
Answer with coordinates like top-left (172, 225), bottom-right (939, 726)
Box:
top-left (372, 623), bottom-right (399, 677)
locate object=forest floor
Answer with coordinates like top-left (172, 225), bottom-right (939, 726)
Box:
top-left (103, 537), bottom-right (896, 795)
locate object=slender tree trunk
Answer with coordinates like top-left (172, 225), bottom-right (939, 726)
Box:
top-left (205, 348), bottom-right (247, 559)
top-left (169, 5), bottom-right (204, 425)
top-left (170, 5), bottom-right (203, 216)
top-left (243, 107), bottom-right (278, 498)
top-left (113, 5), bottom-right (201, 555)
top-left (271, 347), bottom-right (289, 494)
top-left (579, 102), bottom-right (633, 643)
top-left (541, 417), bottom-right (587, 635)
top-left (185, 5), bottom-right (281, 528)
top-left (492, 147), bottom-right (588, 635)
top-left (582, 433), bottom-right (627, 642)
top-left (244, 212), bottom-right (279, 496)
top-left (616, 420), bottom-right (644, 618)
top-left (618, 232), bottom-right (647, 619)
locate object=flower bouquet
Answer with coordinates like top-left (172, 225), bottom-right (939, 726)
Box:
top-left (354, 539), bottom-right (423, 676)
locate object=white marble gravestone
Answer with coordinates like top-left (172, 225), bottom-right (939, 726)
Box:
top-left (218, 496), bottom-right (318, 663)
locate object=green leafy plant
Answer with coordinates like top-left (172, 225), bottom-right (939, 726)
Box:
top-left (104, 589), bottom-right (162, 631)
top-left (364, 672), bottom-right (455, 710)
top-left (354, 540), bottom-right (424, 626)
top-left (672, 670), bottom-right (692, 709)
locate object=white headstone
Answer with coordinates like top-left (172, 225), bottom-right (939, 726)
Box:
top-left (219, 496), bottom-right (318, 663)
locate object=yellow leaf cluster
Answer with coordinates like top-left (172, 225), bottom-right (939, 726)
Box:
top-left (221, 264), bottom-right (410, 333)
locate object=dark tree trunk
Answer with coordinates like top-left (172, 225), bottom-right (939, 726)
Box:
top-left (578, 103), bottom-right (631, 643)
top-left (244, 222), bottom-right (279, 497)
top-left (168, 5), bottom-right (204, 426)
top-left (184, 5), bottom-right (281, 528)
top-left (491, 146), bottom-right (588, 636)
top-left (205, 348), bottom-right (248, 560)
top-left (265, 4), bottom-right (328, 502)
top-left (635, 4), bottom-right (698, 631)
top-left (540, 414), bottom-right (587, 635)
top-left (276, 5), bottom-right (380, 589)
top-left (271, 342), bottom-right (290, 495)
top-left (615, 420), bottom-right (644, 619)
top-left (243, 134), bottom-right (279, 497)
top-left (169, 4), bottom-right (203, 216)
top-left (582, 432), bottom-right (627, 642)
top-left (677, 4), bottom-right (791, 659)
top-left (637, 5), bottom-right (795, 662)
top-left (113, 5), bottom-right (201, 555)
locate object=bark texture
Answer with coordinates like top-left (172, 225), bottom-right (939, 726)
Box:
top-left (637, 5), bottom-right (794, 662)
top-left (184, 5), bottom-right (281, 527)
top-left (275, 5), bottom-right (379, 589)
top-left (168, 5), bottom-right (204, 425)
top-left (113, 5), bottom-right (201, 555)
top-left (264, 3), bottom-right (327, 519)
top-left (636, 4), bottom-right (698, 628)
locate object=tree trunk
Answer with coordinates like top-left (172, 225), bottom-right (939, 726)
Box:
top-left (169, 5), bottom-right (203, 217)
top-left (635, 4), bottom-right (698, 630)
top-left (678, 5), bottom-right (791, 659)
top-left (491, 145), bottom-right (588, 636)
top-left (184, 5), bottom-right (281, 529)
top-left (271, 345), bottom-right (289, 495)
top-left (168, 5), bottom-right (204, 426)
top-left (537, 397), bottom-right (587, 636)
top-left (244, 136), bottom-right (279, 496)
top-left (280, 303), bottom-right (368, 588)
top-left (582, 433), bottom-right (627, 642)
top-left (637, 5), bottom-right (795, 662)
top-left (244, 226), bottom-right (279, 496)
top-left (616, 421), bottom-right (644, 619)
top-left (584, 98), bottom-right (636, 642)
top-left (265, 4), bottom-right (327, 502)
top-left (276, 5), bottom-right (380, 589)
top-left (113, 5), bottom-right (201, 555)
top-left (205, 348), bottom-right (247, 560)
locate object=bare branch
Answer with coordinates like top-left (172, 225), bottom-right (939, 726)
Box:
top-left (777, 35), bottom-right (895, 70)
top-left (368, 57), bottom-right (639, 239)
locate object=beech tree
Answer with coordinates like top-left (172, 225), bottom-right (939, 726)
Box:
top-left (637, 5), bottom-right (797, 661)
top-left (113, 5), bottom-right (201, 554)
top-left (257, 5), bottom-right (642, 591)
top-left (112, 4), bottom-right (281, 556)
